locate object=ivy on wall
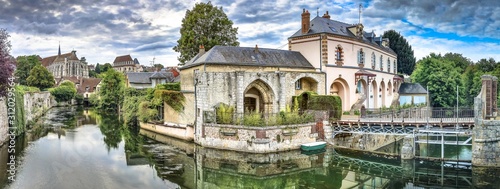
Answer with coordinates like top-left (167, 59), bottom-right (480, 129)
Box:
top-left (153, 82), bottom-right (184, 113)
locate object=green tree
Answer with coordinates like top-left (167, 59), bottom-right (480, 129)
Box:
top-left (461, 65), bottom-right (483, 106)
top-left (411, 53), bottom-right (462, 107)
top-left (95, 63), bottom-right (101, 73)
top-left (49, 81), bottom-right (77, 103)
top-left (173, 1), bottom-right (239, 65)
top-left (101, 63), bottom-right (113, 73)
top-left (15, 55), bottom-right (41, 85)
top-left (443, 53), bottom-right (473, 73)
top-left (98, 69), bottom-right (125, 112)
top-left (0, 28), bottom-right (15, 97)
top-left (476, 58), bottom-right (496, 72)
top-left (26, 65), bottom-right (54, 90)
top-left (383, 30), bottom-right (416, 75)
top-left (154, 64), bottom-right (164, 70)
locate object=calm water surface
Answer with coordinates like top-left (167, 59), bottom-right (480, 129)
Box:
top-left (0, 106), bottom-right (498, 189)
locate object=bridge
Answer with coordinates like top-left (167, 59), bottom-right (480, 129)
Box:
top-left (332, 107), bottom-right (474, 135)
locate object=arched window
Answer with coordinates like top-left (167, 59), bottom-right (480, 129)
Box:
top-left (357, 49), bottom-right (364, 66)
top-left (371, 53), bottom-right (376, 69)
top-left (335, 45), bottom-right (344, 66)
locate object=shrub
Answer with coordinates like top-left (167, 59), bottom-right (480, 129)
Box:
top-left (138, 101), bottom-right (158, 123)
top-left (243, 111), bottom-right (263, 126)
top-left (216, 103), bottom-right (234, 124)
top-left (154, 89), bottom-right (185, 112)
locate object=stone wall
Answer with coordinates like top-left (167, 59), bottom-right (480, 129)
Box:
top-left (472, 75), bottom-right (500, 167)
top-left (24, 91), bottom-right (53, 124)
top-left (140, 122), bottom-right (194, 141)
top-left (332, 133), bottom-right (399, 152)
top-left (0, 98), bottom-right (8, 145)
top-left (198, 123), bottom-right (317, 153)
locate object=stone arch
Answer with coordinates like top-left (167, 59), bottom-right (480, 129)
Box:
top-left (293, 76), bottom-right (319, 95)
top-left (370, 79), bottom-right (378, 108)
top-left (388, 81), bottom-right (393, 95)
top-left (244, 79), bottom-right (275, 114)
top-left (380, 81), bottom-right (386, 107)
top-left (331, 78), bottom-right (350, 111)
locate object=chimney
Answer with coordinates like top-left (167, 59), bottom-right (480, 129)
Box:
top-left (254, 44), bottom-right (259, 53)
top-left (199, 45), bottom-right (205, 55)
top-left (322, 11), bottom-right (330, 19)
top-left (301, 9), bottom-right (310, 34)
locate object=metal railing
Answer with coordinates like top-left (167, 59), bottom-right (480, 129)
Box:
top-left (360, 107), bottom-right (475, 123)
top-left (203, 111), bottom-right (316, 126)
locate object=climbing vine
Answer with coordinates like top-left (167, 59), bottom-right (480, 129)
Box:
top-left (154, 90), bottom-right (185, 113)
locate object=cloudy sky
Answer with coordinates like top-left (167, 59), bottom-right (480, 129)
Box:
top-left (1, 0), bottom-right (499, 67)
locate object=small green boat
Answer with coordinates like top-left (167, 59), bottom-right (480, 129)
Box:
top-left (300, 141), bottom-right (327, 151)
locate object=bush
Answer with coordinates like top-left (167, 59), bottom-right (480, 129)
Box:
top-left (156, 82), bottom-right (181, 91)
top-left (243, 111), bottom-right (263, 126)
top-left (154, 89), bottom-right (185, 112)
top-left (49, 85), bottom-right (76, 103)
top-left (75, 94), bottom-right (84, 105)
top-left (138, 101), bottom-right (158, 123)
top-left (216, 103), bottom-right (234, 124)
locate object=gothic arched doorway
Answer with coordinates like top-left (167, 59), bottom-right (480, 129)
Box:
top-left (244, 80), bottom-right (274, 114)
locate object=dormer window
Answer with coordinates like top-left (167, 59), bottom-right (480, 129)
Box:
top-left (371, 53), bottom-right (376, 69)
top-left (335, 45), bottom-right (344, 66)
top-left (380, 55), bottom-right (383, 71)
top-left (357, 49), bottom-right (364, 67)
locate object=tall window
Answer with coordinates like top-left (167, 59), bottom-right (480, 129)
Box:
top-left (393, 60), bottom-right (397, 73)
top-left (371, 53), bottom-right (376, 69)
top-left (387, 58), bottom-right (390, 73)
top-left (380, 55), bottom-right (383, 71)
top-left (357, 49), bottom-right (364, 66)
top-left (335, 45), bottom-right (344, 66)
top-left (295, 79), bottom-right (302, 90)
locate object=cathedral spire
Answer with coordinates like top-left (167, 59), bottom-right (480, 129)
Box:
top-left (58, 42), bottom-right (61, 56)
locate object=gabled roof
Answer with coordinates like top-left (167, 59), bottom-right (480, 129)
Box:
top-left (41, 55), bottom-right (57, 67)
top-left (42, 51), bottom-right (80, 67)
top-left (54, 51), bottom-right (79, 62)
top-left (289, 16), bottom-right (396, 55)
top-left (114, 55), bottom-right (133, 64)
top-left (181, 46), bottom-right (314, 70)
top-left (399, 83), bottom-right (427, 94)
top-left (77, 78), bottom-right (102, 94)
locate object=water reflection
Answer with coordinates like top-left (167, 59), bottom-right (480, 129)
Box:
top-left (0, 107), bottom-right (498, 189)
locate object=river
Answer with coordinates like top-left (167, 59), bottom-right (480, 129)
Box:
top-left (0, 107), bottom-right (498, 189)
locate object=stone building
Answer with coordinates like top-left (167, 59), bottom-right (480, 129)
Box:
top-left (171, 45), bottom-right (325, 139)
top-left (112, 55), bottom-right (143, 73)
top-left (42, 46), bottom-right (89, 79)
top-left (289, 10), bottom-right (402, 111)
top-left (125, 70), bottom-right (177, 89)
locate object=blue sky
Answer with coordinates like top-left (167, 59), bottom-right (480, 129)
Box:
top-left (1, 0), bottom-right (499, 67)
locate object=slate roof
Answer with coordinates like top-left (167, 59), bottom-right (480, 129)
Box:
top-left (289, 16), bottom-right (396, 55)
top-left (126, 71), bottom-right (177, 84)
top-left (399, 83), bottom-right (427, 94)
top-left (127, 72), bottom-right (154, 84)
top-left (181, 45), bottom-right (314, 70)
top-left (56, 76), bottom-right (81, 86)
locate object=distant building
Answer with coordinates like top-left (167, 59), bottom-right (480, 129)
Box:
top-left (56, 76), bottom-right (102, 98)
top-left (42, 45), bottom-right (89, 79)
top-left (399, 83), bottom-right (427, 106)
top-left (125, 70), bottom-right (177, 89)
top-left (88, 64), bottom-right (95, 71)
top-left (113, 55), bottom-right (143, 73)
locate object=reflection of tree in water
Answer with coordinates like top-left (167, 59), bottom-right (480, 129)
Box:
top-left (122, 122), bottom-right (144, 154)
top-left (98, 113), bottom-right (123, 151)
